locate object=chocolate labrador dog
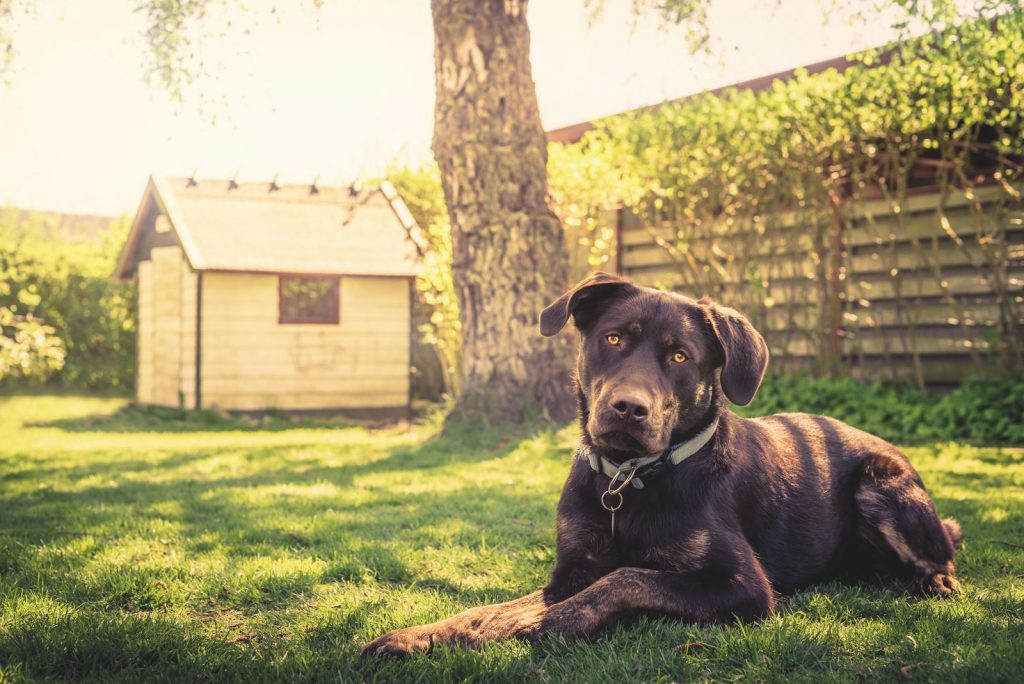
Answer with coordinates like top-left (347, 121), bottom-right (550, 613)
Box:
top-left (363, 272), bottom-right (961, 657)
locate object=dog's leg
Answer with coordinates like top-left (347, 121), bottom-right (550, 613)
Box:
top-left (361, 589), bottom-right (553, 657)
top-left (854, 451), bottom-right (961, 597)
top-left (362, 538), bottom-right (618, 658)
top-left (363, 541), bottom-right (771, 656)
top-left (532, 557), bottom-right (775, 641)
top-left (544, 522), bottom-right (619, 602)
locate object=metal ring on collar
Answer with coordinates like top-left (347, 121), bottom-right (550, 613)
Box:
top-left (607, 467), bottom-right (638, 495)
top-left (600, 490), bottom-right (624, 512)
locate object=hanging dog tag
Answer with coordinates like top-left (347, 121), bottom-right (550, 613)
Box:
top-left (600, 490), bottom-right (623, 536)
top-left (600, 465), bottom-right (637, 538)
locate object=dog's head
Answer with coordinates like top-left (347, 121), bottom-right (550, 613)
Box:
top-left (540, 272), bottom-right (769, 456)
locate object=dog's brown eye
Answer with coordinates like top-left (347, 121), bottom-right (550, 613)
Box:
top-left (606, 334), bottom-right (621, 346)
top-left (673, 351), bottom-right (687, 363)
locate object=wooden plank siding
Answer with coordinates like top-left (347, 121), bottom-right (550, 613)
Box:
top-left (178, 262), bottom-right (198, 409)
top-left (198, 273), bottom-right (410, 411)
top-left (141, 246), bottom-right (197, 408)
top-left (136, 260), bottom-right (154, 404)
top-left (148, 250), bottom-right (179, 406)
top-left (613, 186), bottom-right (1024, 384)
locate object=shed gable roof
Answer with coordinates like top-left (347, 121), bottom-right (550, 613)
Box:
top-left (116, 176), bottom-right (422, 279)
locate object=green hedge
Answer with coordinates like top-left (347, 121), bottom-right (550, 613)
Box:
top-left (740, 374), bottom-right (1024, 445)
top-left (0, 210), bottom-right (135, 393)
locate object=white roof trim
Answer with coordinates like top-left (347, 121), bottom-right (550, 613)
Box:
top-left (380, 181), bottom-right (428, 256)
top-left (114, 177), bottom-right (157, 280)
top-left (151, 176), bottom-right (206, 271)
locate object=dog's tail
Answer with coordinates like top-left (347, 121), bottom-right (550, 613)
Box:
top-left (942, 517), bottom-right (963, 550)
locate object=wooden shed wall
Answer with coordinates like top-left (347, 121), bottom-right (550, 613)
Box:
top-left (136, 260), bottom-right (153, 404)
top-left (136, 245), bottom-right (197, 408)
top-left (199, 273), bottom-right (410, 411)
top-left (615, 185), bottom-right (1024, 384)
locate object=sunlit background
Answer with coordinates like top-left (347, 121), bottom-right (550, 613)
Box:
top-left (0, 0), bottom-right (900, 215)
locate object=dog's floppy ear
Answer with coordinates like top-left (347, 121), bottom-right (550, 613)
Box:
top-left (705, 302), bottom-right (769, 406)
top-left (540, 272), bottom-right (635, 337)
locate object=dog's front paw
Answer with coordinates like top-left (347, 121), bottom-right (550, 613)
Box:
top-left (920, 572), bottom-right (962, 598)
top-left (362, 626), bottom-right (436, 658)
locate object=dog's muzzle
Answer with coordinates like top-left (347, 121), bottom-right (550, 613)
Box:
top-left (588, 385), bottom-right (677, 455)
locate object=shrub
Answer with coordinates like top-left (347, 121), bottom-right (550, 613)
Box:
top-left (549, 10), bottom-right (1024, 378)
top-left (0, 210), bottom-right (135, 393)
top-left (387, 164), bottom-right (462, 398)
top-left (741, 373), bottom-right (1024, 445)
top-left (0, 233), bottom-right (66, 382)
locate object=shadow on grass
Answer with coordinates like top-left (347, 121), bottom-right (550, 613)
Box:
top-left (0, 415), bottom-right (571, 680)
top-left (936, 469), bottom-right (1024, 491)
top-left (27, 402), bottom-right (367, 433)
top-left (0, 414), bottom-right (565, 594)
top-left (3, 407), bottom-right (1023, 681)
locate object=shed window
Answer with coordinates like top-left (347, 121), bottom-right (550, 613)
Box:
top-left (279, 276), bottom-right (340, 324)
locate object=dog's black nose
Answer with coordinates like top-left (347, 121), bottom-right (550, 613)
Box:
top-left (610, 393), bottom-right (651, 422)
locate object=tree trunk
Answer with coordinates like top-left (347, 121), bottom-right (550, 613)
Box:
top-left (430, 0), bottom-right (575, 422)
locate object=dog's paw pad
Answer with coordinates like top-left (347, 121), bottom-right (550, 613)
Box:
top-left (361, 630), bottom-right (433, 658)
top-left (921, 572), bottom-right (961, 598)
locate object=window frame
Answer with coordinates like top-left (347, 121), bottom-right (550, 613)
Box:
top-left (277, 274), bottom-right (341, 325)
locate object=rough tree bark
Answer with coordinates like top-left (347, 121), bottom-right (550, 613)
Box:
top-left (431, 0), bottom-right (575, 422)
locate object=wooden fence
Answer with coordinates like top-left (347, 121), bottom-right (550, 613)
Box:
top-left (609, 184), bottom-right (1024, 386)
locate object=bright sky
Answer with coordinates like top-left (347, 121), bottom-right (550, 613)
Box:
top-left (0, 0), bottom-right (900, 216)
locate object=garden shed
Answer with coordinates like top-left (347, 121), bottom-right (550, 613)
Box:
top-left (116, 175), bottom-right (421, 416)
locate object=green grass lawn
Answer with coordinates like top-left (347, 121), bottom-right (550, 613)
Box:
top-left (0, 395), bottom-right (1022, 682)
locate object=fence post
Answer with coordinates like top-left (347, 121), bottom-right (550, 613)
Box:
top-left (826, 189), bottom-right (847, 376)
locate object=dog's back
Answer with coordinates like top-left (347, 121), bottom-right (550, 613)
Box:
top-left (726, 412), bottom-right (910, 588)
top-left (732, 410), bottom-right (960, 591)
